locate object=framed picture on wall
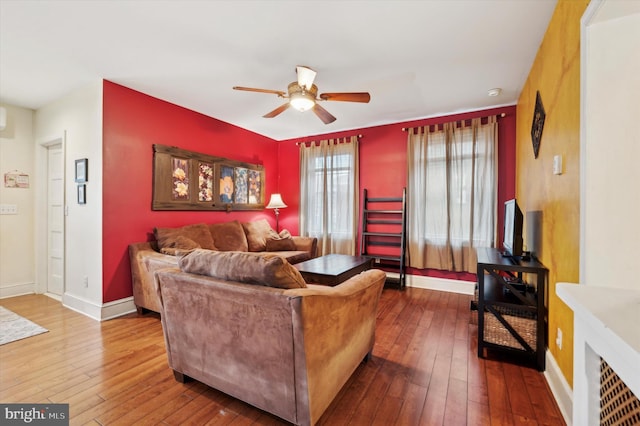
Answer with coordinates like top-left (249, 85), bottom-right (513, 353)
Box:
top-left (75, 158), bottom-right (88, 183)
top-left (234, 167), bottom-right (248, 204)
top-left (198, 162), bottom-right (214, 202)
top-left (248, 169), bottom-right (262, 204)
top-left (214, 162), bottom-right (265, 210)
top-left (170, 157), bottom-right (190, 200)
top-left (218, 164), bottom-right (235, 204)
top-left (77, 184), bottom-right (86, 204)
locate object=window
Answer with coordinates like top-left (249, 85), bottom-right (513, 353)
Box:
top-left (299, 137), bottom-right (359, 256)
top-left (407, 117), bottom-right (497, 272)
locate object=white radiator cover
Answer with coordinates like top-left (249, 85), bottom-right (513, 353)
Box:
top-left (557, 284), bottom-right (640, 425)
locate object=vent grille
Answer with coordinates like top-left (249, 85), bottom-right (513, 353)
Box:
top-left (600, 358), bottom-right (640, 426)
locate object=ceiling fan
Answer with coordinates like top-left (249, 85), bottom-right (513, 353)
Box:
top-left (233, 66), bottom-right (371, 124)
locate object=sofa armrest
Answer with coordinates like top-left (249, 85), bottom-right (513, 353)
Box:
top-left (291, 236), bottom-right (318, 258)
top-left (129, 241), bottom-right (178, 313)
top-left (285, 269), bottom-right (386, 424)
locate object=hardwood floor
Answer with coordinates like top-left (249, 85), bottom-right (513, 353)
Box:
top-left (0, 289), bottom-right (565, 425)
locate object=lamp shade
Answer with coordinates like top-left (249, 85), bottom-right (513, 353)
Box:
top-left (266, 193), bottom-right (287, 209)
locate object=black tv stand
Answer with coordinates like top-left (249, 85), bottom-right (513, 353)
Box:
top-left (476, 247), bottom-right (548, 371)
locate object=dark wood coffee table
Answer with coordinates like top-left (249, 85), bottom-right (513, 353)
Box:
top-left (294, 254), bottom-right (373, 286)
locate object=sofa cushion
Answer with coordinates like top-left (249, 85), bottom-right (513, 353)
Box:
top-left (208, 220), bottom-right (248, 252)
top-left (155, 223), bottom-right (216, 252)
top-left (242, 219), bottom-right (279, 252)
top-left (265, 236), bottom-right (297, 252)
top-left (179, 249), bottom-right (307, 289)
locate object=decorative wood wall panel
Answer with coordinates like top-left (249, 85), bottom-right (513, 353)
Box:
top-left (152, 144), bottom-right (264, 211)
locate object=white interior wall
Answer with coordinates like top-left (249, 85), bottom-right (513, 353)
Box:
top-left (582, 9), bottom-right (640, 289)
top-left (34, 81), bottom-right (104, 314)
top-left (0, 104), bottom-right (36, 297)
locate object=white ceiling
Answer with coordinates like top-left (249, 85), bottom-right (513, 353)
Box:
top-left (0, 0), bottom-right (557, 141)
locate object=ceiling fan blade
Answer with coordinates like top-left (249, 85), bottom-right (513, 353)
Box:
top-left (263, 102), bottom-right (290, 118)
top-left (233, 86), bottom-right (286, 97)
top-left (319, 92), bottom-right (371, 103)
top-left (296, 66), bottom-right (317, 90)
top-left (312, 104), bottom-right (337, 124)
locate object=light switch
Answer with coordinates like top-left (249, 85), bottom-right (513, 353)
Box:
top-left (553, 155), bottom-right (563, 175)
top-left (0, 204), bottom-right (18, 214)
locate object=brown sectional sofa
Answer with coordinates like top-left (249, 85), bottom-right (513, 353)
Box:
top-left (129, 219), bottom-right (317, 313)
top-left (155, 249), bottom-right (386, 426)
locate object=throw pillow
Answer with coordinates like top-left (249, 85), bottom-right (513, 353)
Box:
top-left (242, 219), bottom-right (279, 252)
top-left (179, 249), bottom-right (307, 289)
top-left (155, 223), bottom-right (215, 251)
top-left (279, 229), bottom-right (292, 239)
top-left (208, 220), bottom-right (249, 252)
top-left (265, 236), bottom-right (297, 252)
top-left (159, 235), bottom-right (201, 256)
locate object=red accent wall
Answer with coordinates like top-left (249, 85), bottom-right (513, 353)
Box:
top-left (277, 106), bottom-right (517, 282)
top-left (102, 81), bottom-right (279, 302)
top-left (102, 80), bottom-right (516, 301)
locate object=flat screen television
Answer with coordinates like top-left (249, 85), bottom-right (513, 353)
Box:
top-left (503, 199), bottom-right (523, 257)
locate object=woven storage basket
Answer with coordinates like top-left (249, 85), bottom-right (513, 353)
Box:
top-left (482, 310), bottom-right (536, 350)
top-left (470, 288), bottom-right (537, 350)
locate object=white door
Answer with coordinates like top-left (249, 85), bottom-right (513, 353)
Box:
top-left (47, 143), bottom-right (64, 296)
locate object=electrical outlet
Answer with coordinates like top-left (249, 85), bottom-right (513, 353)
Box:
top-left (83, 276), bottom-right (89, 288)
top-left (556, 328), bottom-right (563, 350)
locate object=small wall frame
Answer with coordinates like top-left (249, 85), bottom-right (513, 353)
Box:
top-left (152, 144), bottom-right (265, 211)
top-left (75, 158), bottom-right (88, 183)
top-left (77, 184), bottom-right (86, 204)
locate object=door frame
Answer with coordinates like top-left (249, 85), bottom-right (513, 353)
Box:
top-left (35, 133), bottom-right (66, 295)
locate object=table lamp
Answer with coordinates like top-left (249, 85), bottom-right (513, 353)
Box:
top-left (266, 193), bottom-right (287, 231)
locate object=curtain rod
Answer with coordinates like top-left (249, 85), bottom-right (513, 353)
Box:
top-left (296, 134), bottom-right (363, 146)
top-left (402, 113), bottom-right (506, 131)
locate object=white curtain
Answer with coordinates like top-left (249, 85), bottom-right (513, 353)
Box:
top-left (299, 136), bottom-right (359, 256)
top-left (406, 117), bottom-right (497, 272)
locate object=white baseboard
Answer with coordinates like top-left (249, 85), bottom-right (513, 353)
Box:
top-left (62, 292), bottom-right (137, 321)
top-left (544, 350), bottom-right (573, 425)
top-left (0, 281), bottom-right (36, 299)
top-left (101, 296), bottom-right (137, 320)
top-left (404, 273), bottom-right (475, 295)
top-left (44, 292), bottom-right (62, 301)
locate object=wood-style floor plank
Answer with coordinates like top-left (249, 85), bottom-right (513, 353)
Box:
top-left (503, 362), bottom-right (536, 421)
top-left (1, 290), bottom-right (565, 425)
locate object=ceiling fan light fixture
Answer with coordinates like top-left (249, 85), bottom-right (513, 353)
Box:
top-left (289, 92), bottom-right (316, 112)
top-left (233, 70), bottom-right (369, 124)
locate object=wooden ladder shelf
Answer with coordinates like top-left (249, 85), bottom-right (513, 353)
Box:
top-left (359, 188), bottom-right (407, 289)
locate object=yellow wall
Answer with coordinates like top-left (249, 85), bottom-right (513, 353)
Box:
top-left (516, 0), bottom-right (589, 387)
